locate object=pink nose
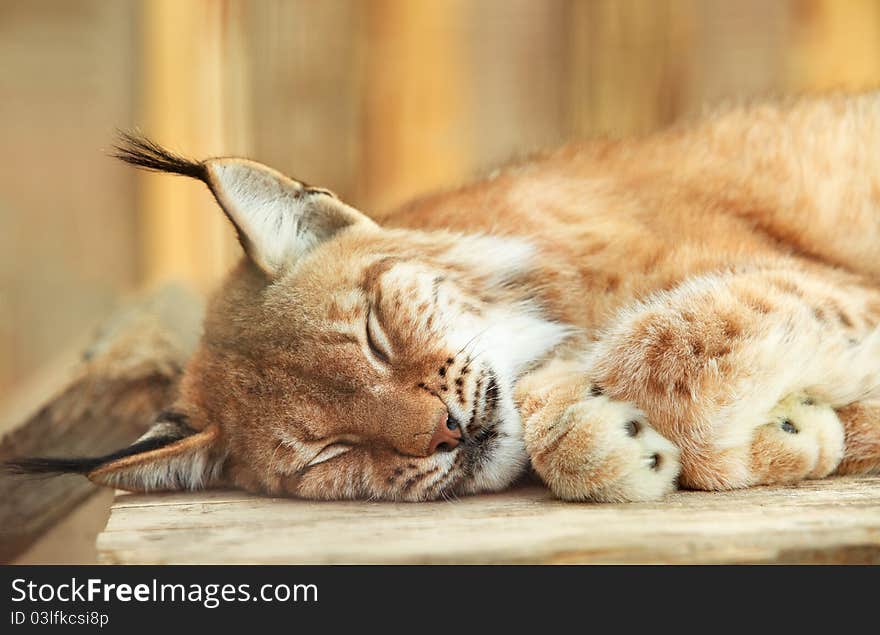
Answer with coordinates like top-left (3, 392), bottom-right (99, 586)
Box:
top-left (427, 413), bottom-right (462, 453)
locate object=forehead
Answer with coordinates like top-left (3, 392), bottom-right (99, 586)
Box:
top-left (204, 230), bottom-right (455, 359)
top-left (267, 251), bottom-right (440, 322)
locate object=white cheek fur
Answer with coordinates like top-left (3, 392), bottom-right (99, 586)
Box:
top-left (424, 235), bottom-right (573, 493)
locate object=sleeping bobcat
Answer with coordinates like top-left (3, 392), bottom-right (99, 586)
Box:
top-left (11, 93), bottom-right (880, 502)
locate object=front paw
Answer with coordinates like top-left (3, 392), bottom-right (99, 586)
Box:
top-left (525, 391), bottom-right (680, 502)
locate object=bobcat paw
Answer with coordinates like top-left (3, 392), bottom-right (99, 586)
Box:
top-left (749, 393), bottom-right (845, 484)
top-left (526, 392), bottom-right (681, 502)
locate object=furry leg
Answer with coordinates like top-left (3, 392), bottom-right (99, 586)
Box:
top-left (580, 265), bottom-right (880, 490)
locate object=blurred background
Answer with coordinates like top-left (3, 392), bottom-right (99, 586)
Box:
top-left (3, 0), bottom-right (880, 561)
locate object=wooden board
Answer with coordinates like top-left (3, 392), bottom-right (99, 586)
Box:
top-left (13, 490), bottom-right (115, 565)
top-left (0, 284), bottom-right (202, 562)
top-left (0, 0), bottom-right (139, 403)
top-left (98, 475), bottom-right (880, 564)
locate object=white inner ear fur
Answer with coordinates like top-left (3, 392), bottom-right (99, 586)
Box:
top-left (97, 446), bottom-right (224, 492)
top-left (204, 159), bottom-right (375, 275)
top-left (91, 428), bottom-right (226, 493)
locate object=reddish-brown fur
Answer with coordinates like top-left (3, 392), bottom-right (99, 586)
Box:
top-left (77, 93), bottom-right (880, 502)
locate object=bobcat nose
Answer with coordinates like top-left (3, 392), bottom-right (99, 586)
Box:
top-left (428, 412), bottom-right (462, 453)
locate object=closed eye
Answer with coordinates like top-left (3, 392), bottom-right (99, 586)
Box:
top-left (307, 442), bottom-right (354, 467)
top-left (366, 307), bottom-right (393, 364)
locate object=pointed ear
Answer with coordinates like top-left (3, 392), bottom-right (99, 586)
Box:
top-left (113, 132), bottom-right (376, 275)
top-left (5, 412), bottom-right (226, 493)
top-left (87, 414), bottom-right (225, 492)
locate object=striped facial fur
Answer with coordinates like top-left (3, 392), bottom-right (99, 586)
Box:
top-left (195, 231), bottom-right (569, 501)
top-left (168, 226), bottom-right (565, 500)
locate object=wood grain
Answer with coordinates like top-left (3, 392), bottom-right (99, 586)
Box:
top-left (0, 0), bottom-right (139, 404)
top-left (0, 284), bottom-right (202, 562)
top-left (357, 0), bottom-right (471, 212)
top-left (241, 0), bottom-right (365, 204)
top-left (137, 0), bottom-right (245, 291)
top-left (98, 475), bottom-right (880, 564)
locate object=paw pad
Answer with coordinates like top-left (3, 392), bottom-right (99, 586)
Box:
top-left (531, 395), bottom-right (680, 502)
top-left (749, 392), bottom-right (846, 483)
top-left (780, 419), bottom-right (798, 434)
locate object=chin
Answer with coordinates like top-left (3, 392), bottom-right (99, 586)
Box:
top-left (464, 437), bottom-right (529, 496)
top-left (456, 381), bottom-right (530, 496)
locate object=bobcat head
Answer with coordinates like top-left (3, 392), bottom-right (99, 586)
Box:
top-left (8, 134), bottom-right (570, 501)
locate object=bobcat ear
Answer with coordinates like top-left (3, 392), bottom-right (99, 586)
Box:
top-left (113, 132), bottom-right (376, 275)
top-left (5, 412), bottom-right (226, 493)
top-left (201, 159), bottom-right (376, 275)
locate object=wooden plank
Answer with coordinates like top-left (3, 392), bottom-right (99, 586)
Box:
top-left (241, 0), bottom-right (365, 204)
top-left (785, 0), bottom-right (880, 92)
top-left (137, 0), bottom-right (245, 291)
top-left (0, 284), bottom-right (202, 562)
top-left (689, 0), bottom-right (791, 106)
top-left (0, 0), bottom-right (139, 403)
top-left (465, 0), bottom-right (571, 169)
top-left (12, 490), bottom-right (115, 565)
top-left (566, 0), bottom-right (698, 137)
top-left (357, 0), bottom-right (471, 212)
top-left (98, 476), bottom-right (880, 564)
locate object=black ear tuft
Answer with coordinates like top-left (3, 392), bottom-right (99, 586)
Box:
top-left (2, 410), bottom-right (195, 479)
top-left (111, 130), bottom-right (207, 181)
top-left (3, 456), bottom-right (104, 477)
top-left (2, 435), bottom-right (184, 479)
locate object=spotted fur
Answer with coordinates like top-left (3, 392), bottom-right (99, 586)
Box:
top-left (10, 92), bottom-right (880, 502)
